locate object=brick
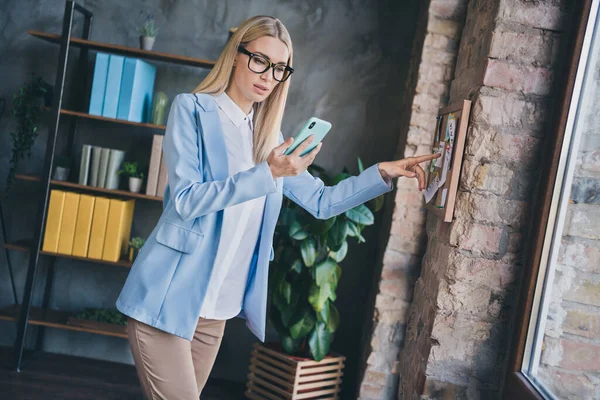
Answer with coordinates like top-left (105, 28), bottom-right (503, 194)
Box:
top-left (564, 277), bottom-right (600, 307)
top-left (388, 233), bottom-right (426, 255)
top-left (537, 368), bottom-right (595, 400)
top-left (473, 94), bottom-right (547, 131)
top-left (489, 29), bottom-right (557, 66)
top-left (450, 220), bottom-right (507, 255)
top-left (407, 126), bottom-right (435, 146)
top-left (466, 125), bottom-right (542, 169)
top-left (382, 249), bottom-right (420, 270)
top-left (564, 204), bottom-right (600, 240)
top-left (455, 191), bottom-right (527, 226)
top-left (363, 369), bottom-right (389, 386)
top-left (375, 293), bottom-right (411, 312)
top-left (359, 384), bottom-right (384, 399)
top-left (461, 159), bottom-right (514, 195)
top-left (563, 308), bottom-right (600, 340)
top-left (558, 238), bottom-right (600, 273)
top-left (430, 315), bottom-right (494, 362)
top-left (379, 275), bottom-right (415, 300)
top-left (427, 17), bottom-right (463, 37)
top-left (578, 149), bottom-right (600, 176)
top-left (416, 79), bottom-right (450, 98)
top-left (483, 59), bottom-right (554, 95)
top-left (429, 0), bottom-right (468, 20)
top-left (421, 48), bottom-right (457, 67)
top-left (447, 253), bottom-right (516, 290)
top-left (499, 0), bottom-right (567, 31)
top-left (571, 177), bottom-right (600, 205)
top-left (559, 339), bottom-right (600, 371)
top-left (423, 32), bottom-right (459, 51)
top-left (410, 110), bottom-right (437, 132)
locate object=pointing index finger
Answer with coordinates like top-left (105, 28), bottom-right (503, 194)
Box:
top-left (410, 153), bottom-right (441, 165)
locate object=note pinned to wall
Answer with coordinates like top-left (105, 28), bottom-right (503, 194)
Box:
top-left (423, 101), bottom-right (472, 222)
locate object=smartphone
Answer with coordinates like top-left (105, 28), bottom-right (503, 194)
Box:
top-left (283, 117), bottom-right (332, 157)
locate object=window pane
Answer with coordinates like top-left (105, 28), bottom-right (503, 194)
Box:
top-left (522, 5), bottom-right (600, 400)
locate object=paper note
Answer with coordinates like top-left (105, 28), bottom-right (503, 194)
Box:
top-left (424, 175), bottom-right (440, 203)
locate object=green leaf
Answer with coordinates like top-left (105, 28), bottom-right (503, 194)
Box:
top-left (328, 303), bottom-right (340, 333)
top-left (280, 288), bottom-right (300, 327)
top-left (315, 258), bottom-right (337, 287)
top-left (357, 157), bottom-right (364, 173)
top-left (346, 220), bottom-right (359, 237)
top-left (369, 194), bottom-right (385, 213)
top-left (345, 204), bottom-right (375, 225)
top-left (309, 216), bottom-right (336, 235)
top-left (308, 282), bottom-right (336, 312)
top-left (308, 321), bottom-right (331, 361)
top-left (301, 238), bottom-right (317, 267)
top-left (327, 218), bottom-right (348, 251)
top-left (328, 240), bottom-right (348, 262)
top-left (290, 258), bottom-right (303, 274)
top-left (280, 280), bottom-right (292, 304)
top-left (280, 334), bottom-right (303, 355)
top-left (289, 308), bottom-right (316, 340)
top-left (318, 300), bottom-right (330, 323)
top-left (289, 220), bottom-right (309, 240)
top-left (332, 172), bottom-right (351, 185)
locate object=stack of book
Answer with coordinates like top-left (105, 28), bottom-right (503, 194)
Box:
top-left (89, 52), bottom-right (157, 123)
top-left (42, 190), bottom-right (135, 263)
top-left (79, 145), bottom-right (126, 190)
top-left (146, 134), bottom-right (168, 197)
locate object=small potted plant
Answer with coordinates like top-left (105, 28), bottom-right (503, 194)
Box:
top-left (118, 161), bottom-right (144, 193)
top-left (128, 236), bottom-right (145, 262)
top-left (53, 155), bottom-right (70, 181)
top-left (137, 11), bottom-right (159, 50)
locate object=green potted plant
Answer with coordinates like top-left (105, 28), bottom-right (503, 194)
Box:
top-left (246, 158), bottom-right (385, 399)
top-left (128, 236), bottom-right (145, 262)
top-left (137, 11), bottom-right (159, 50)
top-left (118, 161), bottom-right (145, 193)
top-left (6, 74), bottom-right (53, 193)
top-left (53, 155), bottom-right (71, 181)
top-left (67, 307), bottom-right (128, 333)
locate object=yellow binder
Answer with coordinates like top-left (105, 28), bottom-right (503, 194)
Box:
top-left (42, 190), bottom-right (66, 253)
top-left (72, 194), bottom-right (96, 258)
top-left (88, 197), bottom-right (110, 260)
top-left (57, 192), bottom-right (80, 255)
top-left (102, 199), bottom-right (135, 262)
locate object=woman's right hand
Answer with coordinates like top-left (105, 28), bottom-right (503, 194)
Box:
top-left (267, 136), bottom-right (322, 179)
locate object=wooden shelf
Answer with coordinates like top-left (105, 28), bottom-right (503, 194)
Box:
top-left (15, 174), bottom-right (163, 202)
top-left (55, 108), bottom-right (166, 130)
top-left (2, 239), bottom-right (133, 269)
top-left (29, 30), bottom-right (217, 69)
top-left (0, 305), bottom-right (127, 339)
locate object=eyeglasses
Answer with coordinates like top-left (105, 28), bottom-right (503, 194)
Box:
top-left (237, 46), bottom-right (294, 82)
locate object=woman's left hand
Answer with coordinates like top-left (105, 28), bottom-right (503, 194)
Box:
top-left (378, 153), bottom-right (441, 191)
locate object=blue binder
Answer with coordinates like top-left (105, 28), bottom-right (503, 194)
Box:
top-left (117, 58), bottom-right (157, 123)
top-left (88, 53), bottom-right (109, 116)
top-left (102, 55), bottom-right (125, 118)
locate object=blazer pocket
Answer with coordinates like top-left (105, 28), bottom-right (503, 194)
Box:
top-left (155, 221), bottom-right (203, 253)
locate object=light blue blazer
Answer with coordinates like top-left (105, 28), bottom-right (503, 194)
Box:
top-left (115, 93), bottom-right (394, 342)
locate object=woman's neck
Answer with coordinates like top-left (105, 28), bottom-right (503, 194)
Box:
top-left (225, 85), bottom-right (253, 115)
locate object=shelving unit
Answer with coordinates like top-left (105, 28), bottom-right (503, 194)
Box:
top-left (3, 1), bottom-right (217, 371)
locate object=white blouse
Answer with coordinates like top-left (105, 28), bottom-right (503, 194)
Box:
top-left (198, 92), bottom-right (267, 320)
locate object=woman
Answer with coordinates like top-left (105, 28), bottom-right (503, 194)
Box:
top-left (116, 15), bottom-right (438, 399)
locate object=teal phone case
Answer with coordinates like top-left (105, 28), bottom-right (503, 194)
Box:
top-left (283, 117), bottom-right (332, 156)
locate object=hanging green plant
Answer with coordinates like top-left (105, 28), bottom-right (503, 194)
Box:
top-left (269, 157), bottom-right (386, 361)
top-left (6, 74), bottom-right (53, 194)
top-left (73, 308), bottom-right (128, 326)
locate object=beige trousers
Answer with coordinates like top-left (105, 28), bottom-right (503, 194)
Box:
top-left (127, 316), bottom-right (227, 399)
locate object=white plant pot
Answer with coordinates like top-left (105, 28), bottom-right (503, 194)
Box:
top-left (129, 177), bottom-right (143, 193)
top-left (53, 166), bottom-right (69, 181)
top-left (140, 36), bottom-right (155, 51)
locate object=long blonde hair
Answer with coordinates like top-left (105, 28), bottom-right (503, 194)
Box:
top-left (192, 16), bottom-right (293, 164)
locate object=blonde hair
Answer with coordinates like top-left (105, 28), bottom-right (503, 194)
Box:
top-left (192, 16), bottom-right (293, 164)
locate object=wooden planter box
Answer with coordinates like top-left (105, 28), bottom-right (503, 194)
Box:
top-left (245, 342), bottom-right (345, 399)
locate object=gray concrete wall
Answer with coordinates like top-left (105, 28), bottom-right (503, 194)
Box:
top-left (0, 0), bottom-right (419, 395)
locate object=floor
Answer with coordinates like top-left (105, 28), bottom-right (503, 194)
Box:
top-left (0, 346), bottom-right (246, 399)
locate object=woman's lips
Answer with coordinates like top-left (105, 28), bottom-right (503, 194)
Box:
top-left (254, 84), bottom-right (269, 94)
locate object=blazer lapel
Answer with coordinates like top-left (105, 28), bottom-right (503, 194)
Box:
top-left (196, 108), bottom-right (229, 181)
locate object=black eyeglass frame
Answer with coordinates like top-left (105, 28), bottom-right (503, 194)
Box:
top-left (237, 46), bottom-right (294, 82)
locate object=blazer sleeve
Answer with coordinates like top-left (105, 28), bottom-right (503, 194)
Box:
top-left (162, 94), bottom-right (277, 221)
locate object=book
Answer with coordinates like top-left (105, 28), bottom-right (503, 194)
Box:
top-left (72, 194), bottom-right (96, 258)
top-left (156, 150), bottom-right (168, 198)
top-left (102, 55), bottom-right (125, 118)
top-left (102, 199), bottom-right (135, 262)
top-left (146, 135), bottom-right (163, 196)
top-left (104, 149), bottom-right (126, 190)
top-left (78, 144), bottom-right (92, 185)
top-left (89, 146), bottom-right (103, 187)
top-left (117, 58), bottom-right (157, 123)
top-left (97, 147), bottom-right (111, 188)
top-left (88, 53), bottom-right (110, 116)
top-left (42, 190), bottom-right (66, 253)
top-left (57, 192), bottom-right (81, 255)
top-left (88, 197), bottom-right (110, 260)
